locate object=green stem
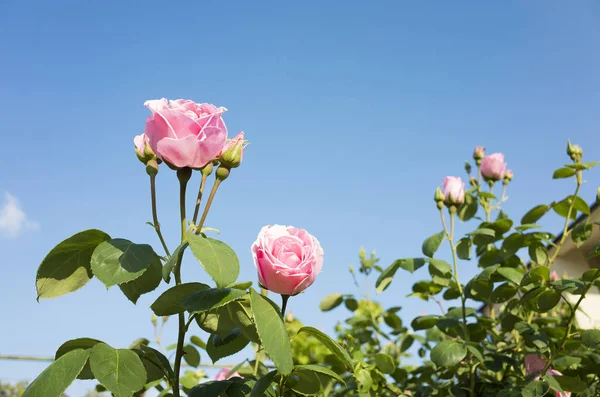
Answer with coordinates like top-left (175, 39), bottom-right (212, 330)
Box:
top-left (253, 346), bottom-right (261, 377)
top-left (543, 267), bottom-right (600, 374)
top-left (548, 172), bottom-right (582, 266)
top-left (281, 295), bottom-right (290, 317)
top-left (150, 174), bottom-right (171, 257)
top-left (485, 182), bottom-right (494, 222)
top-left (195, 178), bottom-right (222, 234)
top-left (191, 172), bottom-right (208, 227)
top-left (172, 168), bottom-right (192, 397)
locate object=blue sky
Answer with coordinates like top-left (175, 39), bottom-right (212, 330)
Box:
top-left (1, 0), bottom-right (599, 394)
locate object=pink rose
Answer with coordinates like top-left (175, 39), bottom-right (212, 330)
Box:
top-left (525, 354), bottom-right (571, 397)
top-left (215, 367), bottom-right (241, 381)
top-left (480, 153), bottom-right (507, 181)
top-left (251, 225), bottom-right (324, 296)
top-left (473, 146), bottom-right (485, 160)
top-left (442, 176), bottom-right (465, 206)
top-left (140, 98), bottom-right (228, 169)
top-left (549, 270), bottom-right (559, 281)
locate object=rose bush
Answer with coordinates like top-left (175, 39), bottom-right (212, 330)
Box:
top-left (22, 99), bottom-right (600, 397)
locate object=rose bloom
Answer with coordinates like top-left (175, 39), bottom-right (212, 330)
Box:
top-left (442, 176), bottom-right (465, 206)
top-left (135, 98), bottom-right (228, 169)
top-left (480, 153), bottom-right (507, 181)
top-left (251, 225), bottom-right (324, 296)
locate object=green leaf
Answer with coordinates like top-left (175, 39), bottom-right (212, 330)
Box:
top-left (190, 336), bottom-right (206, 349)
top-left (400, 335), bottom-right (414, 352)
top-left (572, 220), bottom-right (593, 247)
top-left (183, 344), bottom-right (200, 367)
top-left (89, 343), bottom-right (146, 397)
top-left (552, 356), bottom-right (581, 370)
top-left (521, 205), bottom-right (551, 225)
top-left (456, 237), bottom-right (472, 260)
top-left (411, 315), bottom-right (437, 331)
top-left (375, 258), bottom-right (426, 292)
top-left (428, 259), bottom-right (452, 277)
top-left (36, 229), bottom-right (111, 299)
top-left (206, 330), bottom-right (249, 363)
top-left (187, 233), bottom-right (239, 288)
top-left (553, 167), bottom-right (577, 179)
top-left (555, 375), bottom-right (588, 393)
top-left (250, 289), bottom-right (293, 375)
top-left (465, 344), bottom-right (484, 363)
top-left (490, 283), bottom-right (517, 304)
top-left (468, 227), bottom-right (496, 237)
top-left (162, 242), bottom-right (188, 283)
top-left (344, 298), bottom-right (358, 311)
top-left (119, 255), bottom-right (162, 304)
top-left (458, 193), bottom-right (478, 222)
top-left (136, 345), bottom-right (173, 384)
top-left (375, 353), bottom-right (395, 374)
top-left (23, 349), bottom-right (91, 397)
top-left (566, 161), bottom-right (600, 170)
top-left (55, 338), bottom-right (102, 380)
top-left (319, 293), bottom-right (343, 311)
top-left (298, 326), bottom-right (353, 368)
top-left (553, 197), bottom-right (579, 220)
top-left (91, 239), bottom-right (155, 288)
top-left (288, 369), bottom-right (321, 396)
top-left (465, 278), bottom-right (492, 302)
top-left (188, 380), bottom-right (232, 397)
top-left (521, 266), bottom-right (550, 287)
top-left (251, 370), bottom-right (278, 397)
top-left (182, 288), bottom-right (246, 313)
top-left (534, 289), bottom-right (561, 312)
top-left (573, 196), bottom-right (590, 215)
top-left (496, 267), bottom-right (524, 285)
top-left (430, 340), bottom-right (467, 368)
top-left (522, 379), bottom-right (550, 397)
top-left (150, 282), bottom-right (210, 316)
top-left (227, 300), bottom-right (260, 343)
top-left (229, 281), bottom-right (253, 290)
top-left (294, 364), bottom-right (346, 384)
top-left (422, 231), bottom-right (444, 258)
top-left (581, 329), bottom-right (600, 349)
top-left (528, 242), bottom-right (548, 266)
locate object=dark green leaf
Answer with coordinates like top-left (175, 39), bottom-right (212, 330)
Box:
top-left (182, 288), bottom-right (246, 313)
top-left (552, 356), bottom-right (581, 370)
top-left (555, 376), bottom-right (588, 393)
top-left (446, 307), bottom-right (476, 319)
top-left (502, 233), bottom-right (526, 257)
top-left (400, 335), bottom-right (414, 352)
top-left (295, 364), bottom-right (346, 384)
top-left (553, 167), bottom-right (577, 179)
top-left (250, 289), bottom-right (293, 375)
top-left (23, 349), bottom-right (91, 397)
top-left (465, 278), bottom-right (492, 302)
top-left (572, 220), bottom-right (593, 247)
top-left (490, 283), bottom-right (517, 304)
top-left (288, 369), bottom-right (321, 395)
top-left (375, 353), bottom-right (395, 374)
top-left (298, 326), bottom-right (353, 368)
top-left (119, 255), bottom-right (162, 304)
top-left (186, 233), bottom-right (239, 288)
top-left (206, 330), bottom-right (249, 363)
top-left (188, 380), bottom-right (231, 397)
top-left (534, 289), bottom-right (561, 312)
top-left (468, 228), bottom-right (496, 237)
top-left (522, 379), bottom-right (549, 397)
top-left (91, 239), bottom-right (155, 288)
top-left (528, 243), bottom-right (548, 266)
top-left (521, 205), bottom-right (551, 225)
top-left (137, 345), bottom-right (173, 384)
top-left (36, 229), bottom-right (111, 299)
top-left (344, 298), bottom-right (358, 311)
top-left (162, 242), bottom-right (187, 283)
top-left (465, 344), bottom-right (484, 363)
top-left (521, 267), bottom-right (550, 287)
top-left (89, 343), bottom-right (146, 397)
top-left (456, 237), bottom-right (472, 260)
top-left (458, 194), bottom-right (478, 222)
top-left (411, 315), bottom-right (437, 331)
top-left (150, 282), bottom-right (210, 316)
top-left (428, 259), bottom-right (452, 277)
top-left (430, 340), bottom-right (467, 368)
top-left (251, 370), bottom-right (278, 397)
top-left (319, 293), bottom-right (343, 312)
top-left (422, 231), bottom-right (445, 258)
top-left (581, 329), bottom-right (600, 349)
top-left (55, 338), bottom-right (102, 380)
top-left (182, 344), bottom-right (200, 367)
top-left (375, 258), bottom-right (426, 293)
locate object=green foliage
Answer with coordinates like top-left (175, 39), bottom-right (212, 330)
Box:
top-left (187, 233), bottom-right (240, 288)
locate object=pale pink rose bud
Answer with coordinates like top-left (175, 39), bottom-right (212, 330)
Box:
top-left (549, 270), bottom-right (560, 281)
top-left (473, 146), bottom-right (485, 161)
top-left (441, 176), bottom-right (465, 206)
top-left (143, 98), bottom-right (228, 169)
top-left (480, 153), bottom-right (507, 181)
top-left (134, 134), bottom-right (157, 164)
top-left (251, 225), bottom-right (324, 296)
top-left (219, 131), bottom-right (247, 169)
top-left (215, 367), bottom-right (241, 381)
top-left (504, 169), bottom-right (513, 181)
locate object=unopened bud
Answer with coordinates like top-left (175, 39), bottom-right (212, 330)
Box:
top-left (151, 315), bottom-right (157, 327)
top-left (469, 176), bottom-right (478, 188)
top-left (146, 159), bottom-right (159, 177)
top-left (503, 169), bottom-right (513, 185)
top-left (434, 187), bottom-right (445, 203)
top-left (134, 134), bottom-right (157, 165)
top-left (219, 132), bottom-right (247, 169)
top-left (567, 140), bottom-right (583, 162)
top-left (473, 146), bottom-right (485, 161)
top-left (216, 166), bottom-right (230, 181)
top-left (201, 162), bottom-right (214, 178)
top-left (465, 161), bottom-right (472, 175)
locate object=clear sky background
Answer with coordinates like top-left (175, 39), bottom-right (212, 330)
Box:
top-left (1, 1), bottom-right (599, 395)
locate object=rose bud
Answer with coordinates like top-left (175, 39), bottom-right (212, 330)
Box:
top-left (441, 176), bottom-right (465, 206)
top-left (219, 132), bottom-right (247, 169)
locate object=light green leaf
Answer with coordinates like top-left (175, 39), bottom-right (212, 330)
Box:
top-left (456, 237), bottom-right (472, 260)
top-left (162, 242), bottom-right (187, 283)
top-left (566, 161), bottom-right (600, 171)
top-left (529, 242), bottom-right (548, 265)
top-left (298, 326), bottom-right (353, 368)
top-left (375, 353), bottom-right (395, 374)
top-left (89, 343), bottom-right (146, 397)
top-left (430, 340), bottom-right (467, 368)
top-left (521, 205), bottom-right (551, 225)
top-left (458, 194), bottom-right (478, 222)
top-left (91, 239), bottom-right (155, 288)
top-left (187, 233), bottom-right (239, 288)
top-left (150, 282), bottom-right (210, 316)
top-left (119, 255), bottom-right (162, 304)
top-left (36, 229), bottom-right (111, 299)
top-left (496, 267), bottom-right (524, 285)
top-left (250, 289), bottom-right (293, 375)
top-left (411, 315), bottom-right (437, 331)
top-left (375, 258), bottom-right (426, 293)
top-left (182, 288), bottom-right (246, 313)
top-left (294, 364), bottom-right (346, 384)
top-left (23, 349), bottom-right (91, 397)
top-left (553, 167), bottom-right (577, 179)
top-left (422, 231), bottom-right (445, 258)
top-left (319, 293), bottom-right (343, 311)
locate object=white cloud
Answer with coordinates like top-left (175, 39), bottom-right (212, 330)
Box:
top-left (0, 192), bottom-right (40, 238)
